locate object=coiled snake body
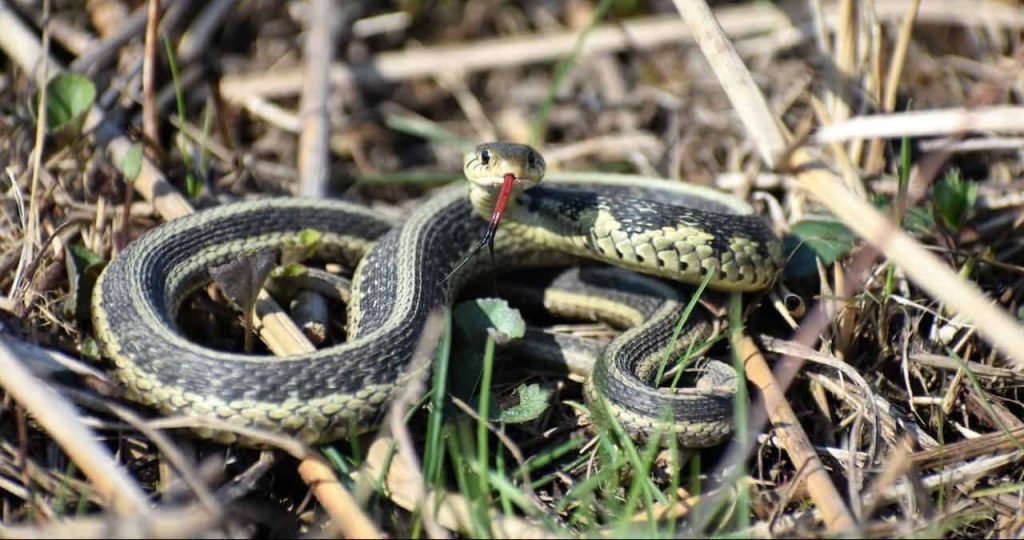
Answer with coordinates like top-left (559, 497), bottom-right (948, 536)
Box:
top-left (92, 143), bottom-right (782, 446)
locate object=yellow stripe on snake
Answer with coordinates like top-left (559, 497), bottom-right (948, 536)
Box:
top-left (92, 143), bottom-right (783, 447)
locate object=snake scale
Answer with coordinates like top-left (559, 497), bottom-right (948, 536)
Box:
top-left (92, 143), bottom-right (783, 447)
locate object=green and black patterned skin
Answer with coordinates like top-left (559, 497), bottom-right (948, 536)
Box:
top-left (93, 142), bottom-right (782, 447)
top-left (501, 266), bottom-right (736, 447)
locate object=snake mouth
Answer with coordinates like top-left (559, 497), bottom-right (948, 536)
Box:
top-left (467, 174), bottom-right (540, 191)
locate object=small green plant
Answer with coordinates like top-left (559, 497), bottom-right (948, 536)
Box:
top-left (119, 142), bottom-right (143, 181)
top-left (35, 73), bottom-right (95, 134)
top-left (162, 35), bottom-right (202, 197)
top-left (783, 219), bottom-right (858, 279)
top-left (933, 167), bottom-right (977, 231)
top-left (64, 243), bottom-right (105, 326)
top-left (280, 228), bottom-right (323, 264)
top-left (496, 383), bottom-right (551, 424)
top-left (115, 141), bottom-right (145, 252)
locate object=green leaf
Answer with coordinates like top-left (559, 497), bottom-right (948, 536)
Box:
top-left (67, 243), bottom-right (104, 268)
top-left (64, 244), bottom-right (105, 325)
top-left (80, 337), bottom-right (101, 361)
top-left (872, 193), bottom-right (935, 237)
top-left (39, 73), bottom-right (95, 132)
top-left (903, 206), bottom-right (935, 235)
top-left (934, 168), bottom-right (977, 231)
top-left (119, 143), bottom-right (143, 182)
top-left (298, 229), bottom-right (322, 246)
top-left (448, 298), bottom-right (527, 410)
top-left (790, 220), bottom-right (857, 263)
top-left (453, 298), bottom-right (526, 343)
top-left (280, 228), bottom-right (323, 265)
top-left (496, 384), bottom-right (552, 424)
top-left (783, 220), bottom-right (858, 279)
top-left (269, 262), bottom-right (309, 279)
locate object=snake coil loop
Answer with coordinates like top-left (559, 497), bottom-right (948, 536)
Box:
top-left (92, 143), bottom-right (782, 447)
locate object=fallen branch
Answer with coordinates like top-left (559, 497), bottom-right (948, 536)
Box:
top-left (219, 0), bottom-right (1024, 101)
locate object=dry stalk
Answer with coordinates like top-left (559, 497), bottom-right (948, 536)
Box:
top-left (296, 0), bottom-right (336, 197)
top-left (911, 353), bottom-right (1024, 382)
top-left (865, 0), bottom-right (921, 173)
top-left (912, 425), bottom-right (1024, 471)
top-left (10, 0), bottom-right (50, 304)
top-left (0, 505), bottom-right (221, 538)
top-left (218, 0), bottom-right (1024, 101)
top-left (0, 337), bottom-right (149, 515)
top-left (660, 0), bottom-right (1024, 370)
top-left (789, 147), bottom-right (1024, 368)
top-left (296, 458), bottom-right (384, 539)
top-left (736, 334), bottom-right (857, 531)
top-left (828, 0), bottom-right (857, 126)
top-left (141, 0), bottom-right (160, 147)
top-left (71, 1), bottom-right (162, 72)
top-left (816, 106), bottom-right (1024, 142)
top-left (878, 451), bottom-right (1024, 504)
top-left (858, 437), bottom-right (921, 521)
top-left (176, 0), bottom-right (237, 65)
top-left (383, 310), bottom-right (448, 539)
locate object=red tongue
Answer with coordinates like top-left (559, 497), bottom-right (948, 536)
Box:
top-left (489, 173), bottom-right (517, 231)
top-left (441, 173), bottom-right (517, 284)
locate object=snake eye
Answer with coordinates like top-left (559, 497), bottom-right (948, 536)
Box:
top-left (480, 149), bottom-right (491, 165)
top-left (527, 151), bottom-right (538, 169)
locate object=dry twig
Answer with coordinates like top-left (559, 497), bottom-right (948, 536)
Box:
top-left (0, 337), bottom-right (149, 515)
top-left (736, 335), bottom-right (857, 531)
top-left (141, 0), bottom-right (160, 147)
top-left (296, 0), bottom-right (337, 197)
top-left (218, 0), bottom-right (1024, 101)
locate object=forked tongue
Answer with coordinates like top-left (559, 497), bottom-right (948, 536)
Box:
top-left (441, 172), bottom-right (517, 284)
top-left (486, 172), bottom-right (518, 239)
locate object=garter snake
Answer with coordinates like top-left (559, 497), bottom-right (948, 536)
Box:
top-left (92, 143), bottom-right (783, 447)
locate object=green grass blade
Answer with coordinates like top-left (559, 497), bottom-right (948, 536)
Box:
top-left (656, 269), bottom-right (715, 383)
top-left (423, 311), bottom-right (453, 488)
top-left (476, 335), bottom-right (497, 515)
top-left (161, 35), bottom-right (200, 197)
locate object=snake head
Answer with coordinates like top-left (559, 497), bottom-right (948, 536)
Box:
top-left (463, 142), bottom-right (546, 192)
top-left (449, 143), bottom-right (548, 283)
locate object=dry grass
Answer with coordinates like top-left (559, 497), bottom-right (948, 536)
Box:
top-left (1, 0), bottom-right (1024, 537)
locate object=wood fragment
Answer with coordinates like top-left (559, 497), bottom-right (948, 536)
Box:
top-left (296, 0), bottom-right (338, 197)
top-left (737, 335), bottom-right (858, 532)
